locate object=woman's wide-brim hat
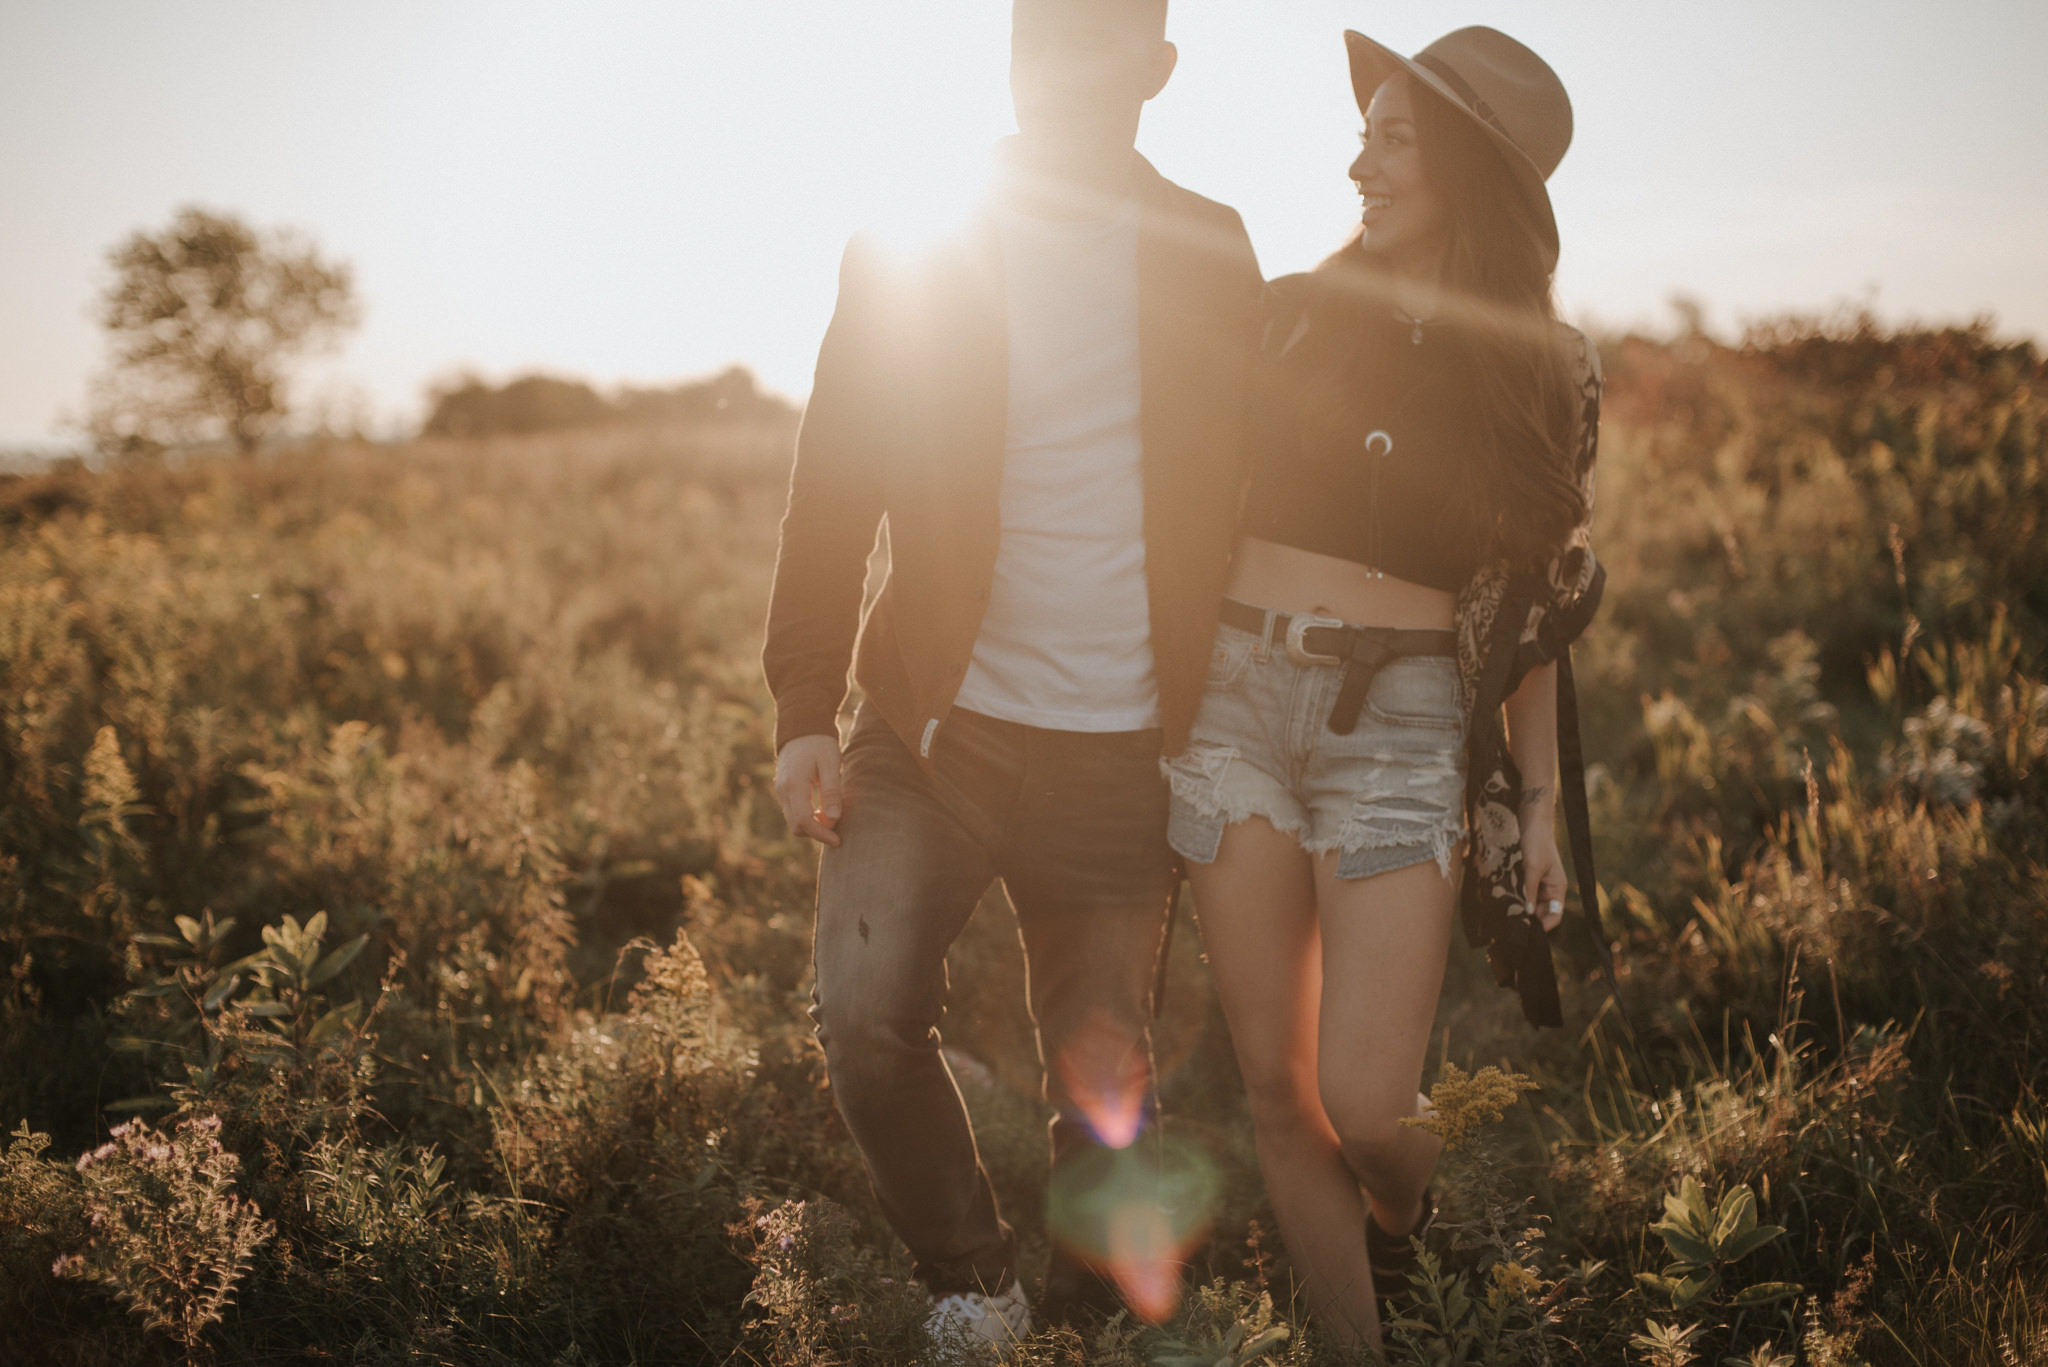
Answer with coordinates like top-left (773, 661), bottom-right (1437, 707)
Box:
top-left (1344, 25), bottom-right (1572, 268)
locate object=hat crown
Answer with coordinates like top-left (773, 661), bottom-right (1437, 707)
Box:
top-left (1411, 26), bottom-right (1572, 181)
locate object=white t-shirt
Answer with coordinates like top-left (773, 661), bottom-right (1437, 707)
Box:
top-left (954, 197), bottom-right (1161, 732)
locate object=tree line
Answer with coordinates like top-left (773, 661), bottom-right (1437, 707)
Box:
top-left (80, 205), bottom-right (788, 456)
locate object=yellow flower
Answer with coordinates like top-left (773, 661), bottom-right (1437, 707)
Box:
top-left (1399, 1063), bottom-right (1539, 1151)
top-left (1491, 1260), bottom-right (1538, 1298)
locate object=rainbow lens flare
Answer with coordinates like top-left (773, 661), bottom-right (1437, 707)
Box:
top-left (1044, 1135), bottom-right (1220, 1323)
top-left (1055, 1008), bottom-right (1153, 1149)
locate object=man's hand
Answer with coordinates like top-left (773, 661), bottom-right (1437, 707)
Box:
top-left (774, 733), bottom-right (845, 848)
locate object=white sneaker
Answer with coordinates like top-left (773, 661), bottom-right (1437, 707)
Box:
top-left (925, 1279), bottom-right (1033, 1360)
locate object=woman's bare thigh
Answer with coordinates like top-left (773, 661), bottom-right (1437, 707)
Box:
top-left (1310, 849), bottom-right (1462, 1134)
top-left (1186, 816), bottom-right (1325, 1113)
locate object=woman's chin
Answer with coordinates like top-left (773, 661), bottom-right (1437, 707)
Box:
top-left (1356, 225), bottom-right (1442, 273)
top-left (1356, 222), bottom-right (1403, 256)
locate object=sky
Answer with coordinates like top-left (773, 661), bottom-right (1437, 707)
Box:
top-left (3, 1), bottom-right (2045, 447)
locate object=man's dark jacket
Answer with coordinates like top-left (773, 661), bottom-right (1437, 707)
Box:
top-left (764, 156), bottom-right (1264, 762)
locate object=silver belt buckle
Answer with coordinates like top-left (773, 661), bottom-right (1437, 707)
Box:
top-left (1284, 615), bottom-right (1347, 667)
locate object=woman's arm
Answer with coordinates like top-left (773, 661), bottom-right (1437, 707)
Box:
top-left (1503, 657), bottom-right (1566, 930)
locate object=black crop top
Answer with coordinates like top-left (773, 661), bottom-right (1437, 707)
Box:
top-left (1240, 282), bottom-right (1488, 593)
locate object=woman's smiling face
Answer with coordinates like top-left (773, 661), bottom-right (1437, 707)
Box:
top-left (1349, 73), bottom-right (1450, 269)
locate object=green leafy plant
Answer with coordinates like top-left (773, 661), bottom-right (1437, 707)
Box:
top-left (1147, 1285), bottom-right (1292, 1367)
top-left (234, 910), bottom-right (371, 1058)
top-left (1630, 1319), bottom-right (1702, 1367)
top-left (1636, 1178), bottom-right (1797, 1312)
top-left (1384, 1244), bottom-right (1587, 1367)
top-left (123, 909), bottom-right (369, 1089)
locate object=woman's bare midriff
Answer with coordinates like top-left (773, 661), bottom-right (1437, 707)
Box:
top-left (1226, 536), bottom-right (1457, 631)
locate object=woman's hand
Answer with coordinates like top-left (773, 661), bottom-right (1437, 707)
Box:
top-left (1503, 661), bottom-right (1566, 932)
top-left (1520, 797), bottom-right (1567, 931)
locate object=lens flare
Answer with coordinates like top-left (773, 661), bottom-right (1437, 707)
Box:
top-left (1044, 1135), bottom-right (1220, 1324)
top-left (1055, 1009), bottom-right (1152, 1149)
top-left (1104, 1200), bottom-right (1181, 1323)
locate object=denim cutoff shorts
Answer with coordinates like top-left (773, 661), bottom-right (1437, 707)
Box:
top-left (1162, 615), bottom-right (1469, 880)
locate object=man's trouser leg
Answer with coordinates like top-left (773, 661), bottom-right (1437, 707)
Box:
top-left (997, 725), bottom-right (1177, 1314)
top-left (810, 707), bottom-right (1175, 1300)
top-left (810, 706), bottom-right (1013, 1295)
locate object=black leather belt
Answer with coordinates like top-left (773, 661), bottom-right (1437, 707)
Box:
top-left (1219, 598), bottom-right (1458, 736)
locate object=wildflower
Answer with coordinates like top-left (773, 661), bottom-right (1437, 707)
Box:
top-left (49, 1116), bottom-right (276, 1349)
top-left (83, 726), bottom-right (142, 830)
top-left (1488, 1260), bottom-right (1540, 1309)
top-left (1400, 1063), bottom-right (1540, 1151)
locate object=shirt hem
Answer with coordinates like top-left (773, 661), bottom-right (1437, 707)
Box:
top-left (951, 697), bottom-right (1163, 734)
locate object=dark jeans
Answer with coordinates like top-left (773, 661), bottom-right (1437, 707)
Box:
top-left (810, 704), bottom-right (1177, 1296)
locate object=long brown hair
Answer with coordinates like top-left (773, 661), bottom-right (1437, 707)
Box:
top-left (1309, 73), bottom-right (1585, 565)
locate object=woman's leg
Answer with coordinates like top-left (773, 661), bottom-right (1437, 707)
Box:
top-left (1310, 850), bottom-right (1461, 1242)
top-left (1187, 817), bottom-right (1382, 1345)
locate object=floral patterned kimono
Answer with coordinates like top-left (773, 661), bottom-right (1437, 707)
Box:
top-left (1451, 326), bottom-right (1613, 1026)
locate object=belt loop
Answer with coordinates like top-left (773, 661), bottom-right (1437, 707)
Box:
top-left (1260, 607), bottom-right (1279, 658)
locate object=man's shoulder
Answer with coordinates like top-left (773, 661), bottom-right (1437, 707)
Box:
top-left (1143, 170), bottom-right (1254, 248)
top-left (839, 215), bottom-right (985, 280)
top-left (1148, 172), bottom-right (1244, 222)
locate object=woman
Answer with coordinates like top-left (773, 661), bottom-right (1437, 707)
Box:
top-left (1164, 26), bottom-right (1605, 1347)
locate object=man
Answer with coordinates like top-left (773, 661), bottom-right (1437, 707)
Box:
top-left (765, 0), bottom-right (1260, 1343)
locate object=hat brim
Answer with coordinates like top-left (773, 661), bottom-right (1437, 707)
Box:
top-left (1343, 29), bottom-right (1559, 269)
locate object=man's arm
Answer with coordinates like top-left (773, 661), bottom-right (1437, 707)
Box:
top-left (764, 234), bottom-right (893, 844)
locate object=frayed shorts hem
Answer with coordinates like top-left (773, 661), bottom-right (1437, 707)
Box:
top-left (1166, 771), bottom-right (1466, 882)
top-left (1162, 625), bottom-right (1469, 883)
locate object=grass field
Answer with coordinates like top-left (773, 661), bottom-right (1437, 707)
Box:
top-left (2, 314), bottom-right (2044, 1364)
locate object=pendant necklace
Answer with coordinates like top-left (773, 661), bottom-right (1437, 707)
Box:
top-left (1395, 308), bottom-right (1427, 345)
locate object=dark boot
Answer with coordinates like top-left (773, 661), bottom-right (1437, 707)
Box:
top-left (1040, 1244), bottom-right (1125, 1327)
top-left (1365, 1186), bottom-right (1439, 1312)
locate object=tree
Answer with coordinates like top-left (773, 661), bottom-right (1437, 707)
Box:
top-left (84, 206), bottom-right (360, 456)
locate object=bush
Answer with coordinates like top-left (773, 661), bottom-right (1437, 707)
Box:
top-left (52, 1115), bottom-right (275, 1350)
top-left (422, 365), bottom-right (798, 439)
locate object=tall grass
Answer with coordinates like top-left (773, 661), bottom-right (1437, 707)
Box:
top-left (0, 315), bottom-right (2041, 1363)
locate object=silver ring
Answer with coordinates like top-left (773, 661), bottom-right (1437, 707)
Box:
top-left (1364, 430), bottom-right (1393, 458)
top-left (1545, 899), bottom-right (1564, 918)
